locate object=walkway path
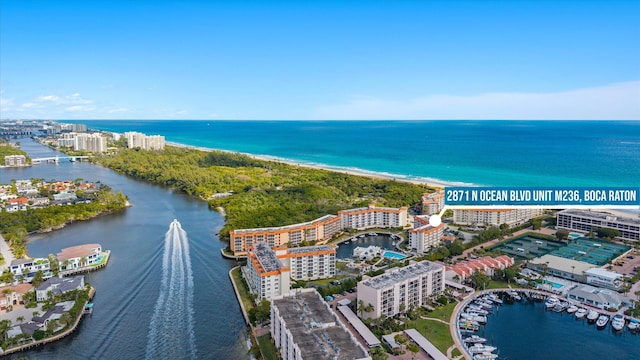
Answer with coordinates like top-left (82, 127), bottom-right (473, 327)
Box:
top-left (0, 233), bottom-right (16, 272)
top-left (419, 316), bottom-right (449, 325)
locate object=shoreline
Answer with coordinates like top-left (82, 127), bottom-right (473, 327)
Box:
top-left (165, 141), bottom-right (455, 189)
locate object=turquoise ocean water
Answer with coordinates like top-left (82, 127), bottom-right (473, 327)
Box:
top-left (75, 120), bottom-right (640, 187)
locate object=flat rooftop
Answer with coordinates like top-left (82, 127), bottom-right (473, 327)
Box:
top-left (251, 242), bottom-right (284, 273)
top-left (233, 215), bottom-right (338, 234)
top-left (273, 291), bottom-right (368, 360)
top-left (559, 209), bottom-right (640, 225)
top-left (287, 244), bottom-right (335, 255)
top-left (361, 261), bottom-right (443, 290)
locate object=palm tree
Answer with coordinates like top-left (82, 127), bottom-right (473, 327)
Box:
top-left (0, 320), bottom-right (11, 341)
top-left (358, 300), bottom-right (365, 317)
top-left (80, 257), bottom-right (88, 268)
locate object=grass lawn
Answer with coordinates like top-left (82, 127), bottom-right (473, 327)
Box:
top-left (257, 333), bottom-right (279, 360)
top-left (484, 279), bottom-right (526, 290)
top-left (231, 266), bottom-right (254, 310)
top-left (407, 318), bottom-right (453, 354)
top-left (452, 348), bottom-right (462, 357)
top-left (425, 302), bottom-right (457, 322)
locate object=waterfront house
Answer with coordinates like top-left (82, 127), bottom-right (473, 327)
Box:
top-left (0, 284), bottom-right (32, 310)
top-left (57, 243), bottom-right (103, 270)
top-left (9, 258), bottom-right (51, 277)
top-left (36, 276), bottom-right (85, 302)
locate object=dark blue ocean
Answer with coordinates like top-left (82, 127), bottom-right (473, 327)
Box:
top-left (71, 120), bottom-right (640, 187)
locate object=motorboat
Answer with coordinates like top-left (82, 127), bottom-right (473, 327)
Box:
top-left (566, 305), bottom-right (579, 314)
top-left (488, 293), bottom-right (503, 304)
top-left (463, 335), bottom-right (487, 344)
top-left (611, 314), bottom-right (625, 331)
top-left (596, 314), bottom-right (610, 329)
top-left (587, 310), bottom-right (600, 323)
top-left (545, 296), bottom-right (559, 309)
top-left (574, 308), bottom-right (588, 319)
top-left (461, 313), bottom-right (487, 324)
top-left (474, 352), bottom-right (499, 360)
top-left (628, 318), bottom-right (639, 332)
top-left (553, 302), bottom-right (568, 313)
top-left (467, 345), bottom-right (497, 354)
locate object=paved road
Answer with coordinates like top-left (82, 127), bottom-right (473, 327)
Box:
top-left (0, 234), bottom-right (16, 273)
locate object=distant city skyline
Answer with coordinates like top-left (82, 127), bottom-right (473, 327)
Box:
top-left (1, 0), bottom-right (638, 120)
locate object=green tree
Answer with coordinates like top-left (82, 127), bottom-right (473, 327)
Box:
top-left (369, 346), bottom-right (389, 360)
top-left (407, 343), bottom-right (420, 360)
top-left (531, 218), bottom-right (543, 230)
top-left (596, 228), bottom-right (620, 240)
top-left (469, 270), bottom-right (490, 290)
top-left (555, 229), bottom-right (570, 241)
top-left (0, 319), bottom-right (11, 341)
top-left (447, 240), bottom-right (464, 256)
top-left (31, 270), bottom-right (45, 288)
top-left (247, 299), bottom-right (271, 326)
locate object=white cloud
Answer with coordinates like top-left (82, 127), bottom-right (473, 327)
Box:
top-left (36, 95), bottom-right (60, 102)
top-left (314, 81), bottom-right (640, 120)
top-left (66, 105), bottom-right (95, 112)
top-left (108, 107), bottom-right (129, 113)
top-left (20, 102), bottom-right (40, 108)
top-left (175, 110), bottom-right (188, 115)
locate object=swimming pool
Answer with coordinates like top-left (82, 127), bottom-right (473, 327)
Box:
top-left (544, 280), bottom-right (564, 289)
top-left (382, 250), bottom-right (406, 260)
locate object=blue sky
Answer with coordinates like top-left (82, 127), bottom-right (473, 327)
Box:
top-left (1, 0), bottom-right (638, 120)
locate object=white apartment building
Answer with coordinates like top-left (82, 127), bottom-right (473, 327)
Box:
top-left (243, 242), bottom-right (291, 301)
top-left (557, 209), bottom-right (640, 242)
top-left (4, 155), bottom-right (27, 167)
top-left (10, 258), bottom-right (51, 277)
top-left (357, 261), bottom-right (445, 319)
top-left (74, 133), bottom-right (107, 153)
top-left (339, 205), bottom-right (408, 230)
top-left (453, 208), bottom-right (543, 228)
top-left (409, 222), bottom-right (445, 254)
top-left (124, 131), bottom-right (165, 150)
top-left (271, 289), bottom-right (371, 360)
top-left (422, 190), bottom-right (444, 215)
top-left (280, 245), bottom-right (336, 281)
top-left (57, 132), bottom-right (77, 147)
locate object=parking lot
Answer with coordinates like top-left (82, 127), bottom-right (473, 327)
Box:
top-left (614, 249), bottom-right (640, 276)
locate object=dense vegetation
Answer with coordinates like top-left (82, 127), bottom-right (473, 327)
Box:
top-left (0, 186), bottom-right (128, 259)
top-left (95, 146), bottom-right (434, 239)
top-left (0, 143), bottom-right (31, 163)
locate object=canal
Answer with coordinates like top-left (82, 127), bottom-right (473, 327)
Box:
top-left (1, 138), bottom-right (250, 359)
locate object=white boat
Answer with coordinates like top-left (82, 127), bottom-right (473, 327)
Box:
top-left (566, 305), bottom-right (579, 314)
top-left (545, 296), bottom-right (559, 309)
top-left (628, 318), bottom-right (639, 332)
top-left (463, 335), bottom-right (487, 344)
top-left (553, 302), bottom-right (568, 313)
top-left (368, 232), bottom-right (377, 236)
top-left (461, 313), bottom-right (487, 324)
top-left (474, 352), bottom-right (499, 360)
top-left (587, 310), bottom-right (600, 323)
top-left (467, 345), bottom-right (497, 354)
top-left (596, 314), bottom-right (609, 329)
top-left (575, 308), bottom-right (588, 319)
top-left (488, 294), bottom-right (503, 304)
top-left (611, 314), bottom-right (625, 331)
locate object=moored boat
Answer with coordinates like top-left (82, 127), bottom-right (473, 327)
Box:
top-left (611, 314), bottom-right (625, 331)
top-left (575, 308), bottom-right (588, 319)
top-left (474, 352), bottom-right (499, 360)
top-left (587, 310), bottom-right (600, 323)
top-left (545, 296), bottom-right (559, 309)
top-left (463, 335), bottom-right (487, 344)
top-left (628, 318), bottom-right (639, 332)
top-left (566, 304), bottom-right (579, 314)
top-left (467, 344), bottom-right (497, 354)
top-left (596, 314), bottom-right (609, 329)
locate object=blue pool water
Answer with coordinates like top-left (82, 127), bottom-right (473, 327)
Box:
top-left (544, 280), bottom-right (564, 289)
top-left (382, 251), bottom-right (407, 260)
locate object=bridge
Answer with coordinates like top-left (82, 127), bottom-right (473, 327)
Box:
top-left (31, 155), bottom-right (92, 164)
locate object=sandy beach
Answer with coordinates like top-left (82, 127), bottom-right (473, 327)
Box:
top-left (165, 141), bottom-right (448, 189)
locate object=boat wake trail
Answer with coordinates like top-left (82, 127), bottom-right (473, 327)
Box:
top-left (146, 219), bottom-right (197, 359)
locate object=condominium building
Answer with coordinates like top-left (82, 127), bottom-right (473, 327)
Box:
top-left (230, 215), bottom-right (341, 256)
top-left (339, 204), bottom-right (408, 230)
top-left (445, 255), bottom-right (515, 281)
top-left (357, 261), bottom-right (445, 319)
top-left (422, 190), bottom-right (444, 215)
top-left (57, 132), bottom-right (77, 147)
top-left (271, 288), bottom-right (370, 360)
top-left (4, 154), bottom-right (27, 167)
top-left (409, 218), bottom-right (445, 254)
top-left (124, 131), bottom-right (165, 150)
top-left (279, 245), bottom-right (337, 281)
top-left (453, 208), bottom-right (543, 228)
top-left (74, 133), bottom-right (107, 153)
top-left (243, 242), bottom-right (291, 301)
top-left (557, 209), bottom-right (640, 242)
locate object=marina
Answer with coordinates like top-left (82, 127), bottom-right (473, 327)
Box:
top-left (456, 290), bottom-right (640, 360)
